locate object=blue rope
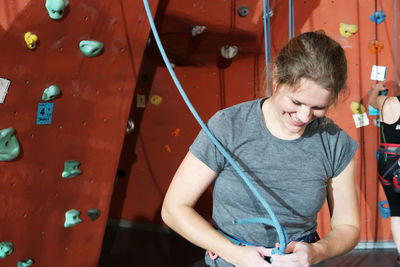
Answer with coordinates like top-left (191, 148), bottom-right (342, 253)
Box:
top-left (289, 0), bottom-right (295, 39)
top-left (289, 0), bottom-right (291, 39)
top-left (264, 0), bottom-right (272, 97)
top-left (142, 0), bottom-right (288, 255)
top-left (291, 0), bottom-right (295, 39)
top-left (395, 0), bottom-right (398, 95)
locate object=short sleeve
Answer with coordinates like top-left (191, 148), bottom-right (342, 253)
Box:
top-left (189, 111), bottom-right (228, 173)
top-left (330, 127), bottom-right (359, 178)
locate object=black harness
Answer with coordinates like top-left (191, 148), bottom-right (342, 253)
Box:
top-left (378, 143), bottom-right (400, 193)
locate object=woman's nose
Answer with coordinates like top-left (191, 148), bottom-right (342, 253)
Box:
top-left (297, 105), bottom-right (313, 123)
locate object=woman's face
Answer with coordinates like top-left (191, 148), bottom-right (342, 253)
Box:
top-left (272, 78), bottom-right (332, 136)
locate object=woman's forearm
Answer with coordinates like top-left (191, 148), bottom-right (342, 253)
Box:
top-left (310, 224), bottom-right (360, 264)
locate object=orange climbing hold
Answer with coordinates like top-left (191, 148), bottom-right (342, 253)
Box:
top-left (172, 128), bottom-right (180, 137)
top-left (163, 144), bottom-right (172, 153)
top-left (369, 40), bottom-right (384, 54)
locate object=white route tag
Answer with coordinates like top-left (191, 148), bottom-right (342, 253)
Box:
top-left (353, 113), bottom-right (370, 128)
top-left (370, 65), bottom-right (387, 81)
top-left (0, 77), bottom-right (11, 104)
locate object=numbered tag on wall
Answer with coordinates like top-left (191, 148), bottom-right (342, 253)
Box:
top-left (370, 65), bottom-right (387, 81)
top-left (36, 102), bottom-right (54, 125)
top-left (353, 113), bottom-right (370, 128)
top-left (0, 77), bottom-right (11, 104)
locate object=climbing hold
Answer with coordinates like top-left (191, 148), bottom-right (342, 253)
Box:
top-left (368, 40), bottom-right (384, 54)
top-left (45, 0), bottom-right (69, 20)
top-left (42, 85), bottom-right (61, 101)
top-left (369, 105), bottom-right (379, 116)
top-left (370, 11), bottom-right (386, 24)
top-left (24, 32), bottom-right (38, 50)
top-left (79, 40), bottom-right (104, 57)
top-left (150, 95), bottom-right (162, 106)
top-left (351, 102), bottom-right (369, 128)
top-left (87, 209), bottom-right (101, 221)
top-left (136, 94), bottom-right (146, 108)
top-left (191, 25), bottom-right (206, 36)
top-left (238, 6), bottom-right (250, 17)
top-left (378, 201), bottom-right (390, 218)
top-left (126, 118), bottom-right (135, 133)
top-left (163, 144), bottom-right (171, 153)
top-left (62, 160), bottom-right (82, 178)
top-left (0, 241), bottom-right (13, 259)
top-left (0, 128), bottom-right (20, 161)
top-left (350, 101), bottom-right (366, 114)
top-left (172, 128), bottom-right (180, 137)
top-left (339, 23), bottom-right (358, 38)
top-left (220, 45), bottom-right (238, 59)
top-left (17, 259), bottom-right (34, 267)
top-left (375, 149), bottom-right (380, 160)
top-left (379, 89), bottom-right (388, 96)
top-left (64, 209), bottom-right (83, 228)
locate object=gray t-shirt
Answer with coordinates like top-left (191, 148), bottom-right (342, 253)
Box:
top-left (189, 98), bottom-right (358, 267)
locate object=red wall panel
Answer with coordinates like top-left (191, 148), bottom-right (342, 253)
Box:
top-left (0, 0), bottom-right (158, 266)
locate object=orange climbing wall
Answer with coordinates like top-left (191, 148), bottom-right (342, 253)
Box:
top-left (0, 0), bottom-right (158, 266)
top-left (111, 0), bottom-right (400, 245)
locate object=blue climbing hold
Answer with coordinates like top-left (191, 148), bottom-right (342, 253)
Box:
top-left (376, 150), bottom-right (380, 161)
top-left (378, 200), bottom-right (390, 219)
top-left (370, 11), bottom-right (386, 24)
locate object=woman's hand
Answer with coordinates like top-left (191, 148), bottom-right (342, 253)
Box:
top-left (230, 245), bottom-right (272, 267)
top-left (373, 83), bottom-right (387, 92)
top-left (270, 241), bottom-right (315, 267)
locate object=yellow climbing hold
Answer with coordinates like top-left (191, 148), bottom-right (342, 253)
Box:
top-left (339, 23), bottom-right (358, 38)
top-left (150, 95), bottom-right (163, 106)
top-left (350, 101), bottom-right (366, 114)
top-left (24, 32), bottom-right (38, 50)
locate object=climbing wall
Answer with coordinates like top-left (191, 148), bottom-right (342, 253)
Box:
top-left (0, 0), bottom-right (158, 266)
top-left (111, 0), bottom-right (400, 245)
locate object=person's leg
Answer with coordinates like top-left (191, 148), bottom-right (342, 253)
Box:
top-left (391, 217), bottom-right (400, 254)
top-left (392, 216), bottom-right (400, 266)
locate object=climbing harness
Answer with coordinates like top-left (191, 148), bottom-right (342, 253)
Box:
top-left (142, 0), bottom-right (288, 255)
top-left (378, 143), bottom-right (400, 193)
top-left (377, 94), bottom-right (400, 193)
top-left (207, 230), bottom-right (319, 261)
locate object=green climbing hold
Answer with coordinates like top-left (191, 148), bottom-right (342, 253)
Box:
top-left (17, 259), bottom-right (34, 267)
top-left (0, 128), bottom-right (20, 161)
top-left (0, 241), bottom-right (13, 259)
top-left (64, 209), bottom-right (83, 228)
top-left (42, 85), bottom-right (61, 101)
top-left (45, 0), bottom-right (69, 20)
top-left (79, 40), bottom-right (104, 57)
top-left (62, 160), bottom-right (82, 178)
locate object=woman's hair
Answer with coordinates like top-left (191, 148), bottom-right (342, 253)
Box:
top-left (274, 31), bottom-right (347, 104)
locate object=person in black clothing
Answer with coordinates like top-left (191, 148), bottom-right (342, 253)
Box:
top-left (369, 83), bottom-right (400, 266)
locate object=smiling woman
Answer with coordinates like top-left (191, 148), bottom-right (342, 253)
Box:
top-left (161, 31), bottom-right (360, 267)
top-left (263, 78), bottom-right (332, 140)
